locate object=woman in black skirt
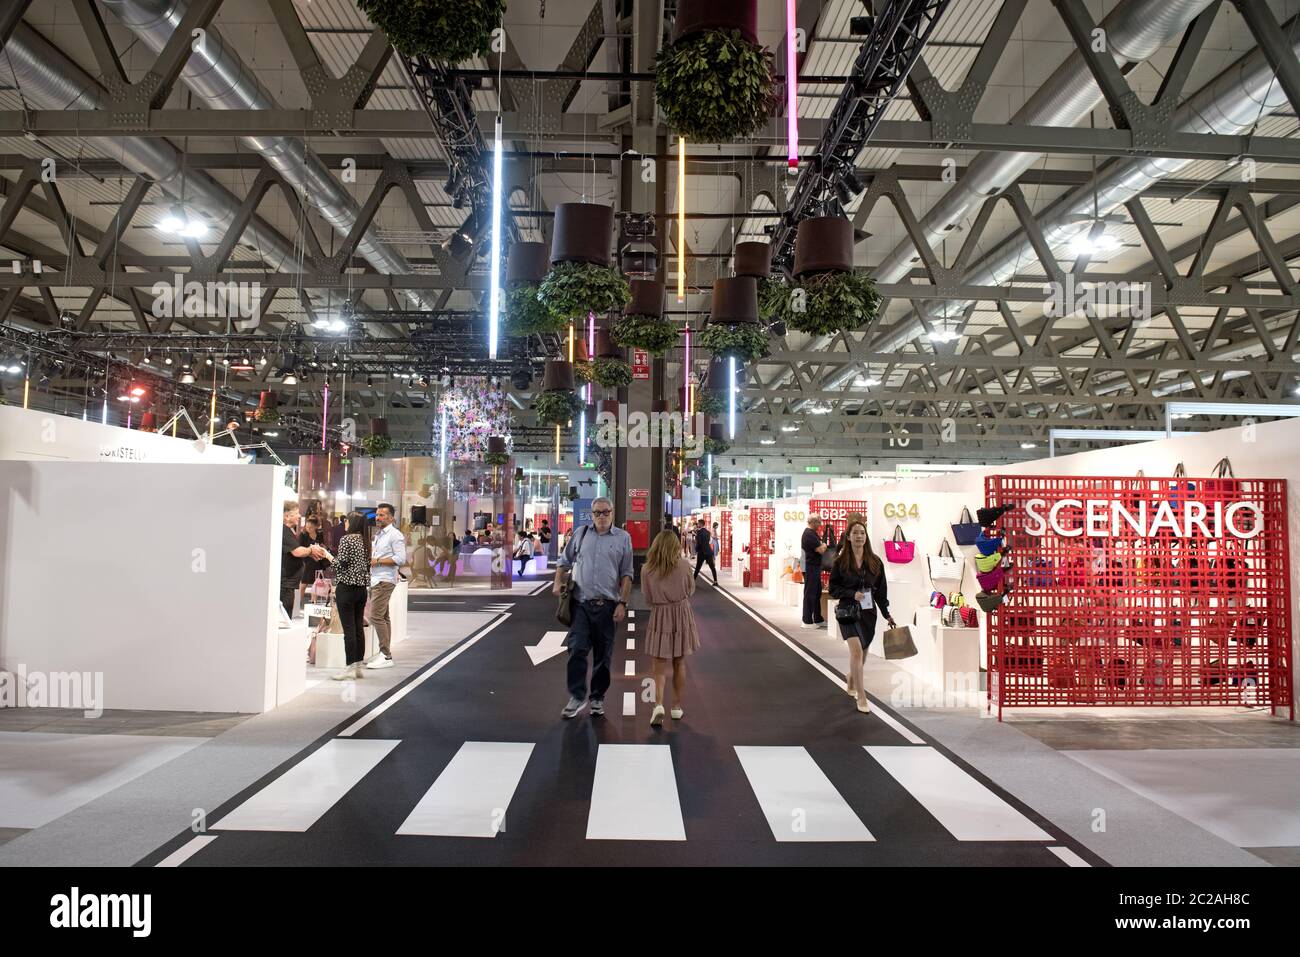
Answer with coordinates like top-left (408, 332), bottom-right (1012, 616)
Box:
top-left (828, 520), bottom-right (895, 714)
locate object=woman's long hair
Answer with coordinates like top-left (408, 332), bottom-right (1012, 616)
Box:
top-left (347, 511), bottom-right (371, 566)
top-left (833, 520), bottom-right (882, 578)
top-left (644, 529), bottom-right (682, 579)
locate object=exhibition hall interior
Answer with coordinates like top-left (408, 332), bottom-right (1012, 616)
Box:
top-left (1, 0), bottom-right (1299, 893)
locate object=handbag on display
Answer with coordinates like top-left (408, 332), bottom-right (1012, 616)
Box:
top-left (947, 566), bottom-right (968, 609)
top-left (975, 529), bottom-right (1004, 556)
top-left (959, 604), bottom-right (979, 627)
top-left (1166, 462), bottom-right (1197, 507)
top-left (311, 570), bottom-right (332, 601)
top-left (883, 525), bottom-right (915, 564)
top-left (975, 566), bottom-right (1005, 592)
top-left (926, 540), bottom-right (962, 581)
top-left (941, 603), bottom-right (964, 627)
top-left (882, 618), bottom-right (919, 660)
top-left (951, 507), bottom-right (981, 546)
top-left (975, 590), bottom-right (1005, 613)
top-left (929, 589), bottom-right (947, 609)
top-left (976, 504), bottom-right (1013, 526)
top-left (974, 550), bottom-right (1002, 573)
top-left (1203, 457), bottom-right (1242, 499)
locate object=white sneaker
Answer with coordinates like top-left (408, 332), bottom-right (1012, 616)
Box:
top-left (800, 622), bottom-right (819, 630)
top-left (366, 655), bottom-right (394, 670)
top-left (670, 707), bottom-right (684, 720)
top-left (353, 662), bottom-right (365, 679)
top-left (331, 666), bottom-right (354, 681)
top-left (650, 705), bottom-right (665, 727)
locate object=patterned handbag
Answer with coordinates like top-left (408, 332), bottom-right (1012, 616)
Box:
top-left (959, 604), bottom-right (979, 627)
top-left (927, 540), bottom-right (962, 581)
top-left (929, 589), bottom-right (947, 609)
top-left (974, 550), bottom-right (1002, 573)
top-left (884, 525), bottom-right (915, 564)
top-left (941, 603), bottom-right (964, 627)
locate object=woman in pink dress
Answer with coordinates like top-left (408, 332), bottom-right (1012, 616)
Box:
top-left (641, 530), bottom-right (702, 727)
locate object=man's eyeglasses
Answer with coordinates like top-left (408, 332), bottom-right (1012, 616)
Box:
top-left (591, 509), bottom-right (612, 516)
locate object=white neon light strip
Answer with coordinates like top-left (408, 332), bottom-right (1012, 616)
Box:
top-left (488, 115), bottom-right (503, 361)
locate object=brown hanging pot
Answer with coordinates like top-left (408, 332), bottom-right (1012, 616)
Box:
top-left (793, 216), bottom-right (854, 277)
top-left (706, 357), bottom-right (731, 391)
top-left (594, 328), bottom-right (623, 359)
top-left (709, 276), bottom-right (759, 325)
top-left (733, 241), bottom-right (771, 279)
top-left (626, 279), bottom-right (665, 317)
top-left (672, 0), bottom-right (759, 47)
top-left (487, 435), bottom-right (508, 456)
top-left (506, 241), bottom-right (549, 286)
top-left (550, 203), bottom-right (614, 266)
top-left (370, 417), bottom-right (389, 437)
top-left (541, 359), bottom-right (576, 393)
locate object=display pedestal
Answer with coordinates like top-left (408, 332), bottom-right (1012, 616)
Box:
top-left (276, 623), bottom-right (308, 705)
top-left (317, 580), bottom-right (410, 668)
top-left (934, 625), bottom-right (981, 682)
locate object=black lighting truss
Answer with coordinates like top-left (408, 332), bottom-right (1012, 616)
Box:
top-left (769, 0), bottom-right (951, 271)
top-left (403, 55), bottom-right (522, 247)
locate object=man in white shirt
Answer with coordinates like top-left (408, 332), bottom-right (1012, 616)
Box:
top-left (367, 503), bottom-right (406, 669)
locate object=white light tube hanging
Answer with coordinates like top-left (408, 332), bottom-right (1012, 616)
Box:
top-left (678, 137), bottom-right (686, 302)
top-left (488, 115), bottom-right (503, 361)
top-left (439, 406), bottom-right (448, 474)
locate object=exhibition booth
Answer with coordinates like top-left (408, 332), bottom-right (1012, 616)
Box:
top-left (703, 419), bottom-right (1298, 720)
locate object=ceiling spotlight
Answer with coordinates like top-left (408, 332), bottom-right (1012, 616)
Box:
top-left (927, 328), bottom-right (960, 343)
top-left (854, 376), bottom-right (881, 388)
top-left (1020, 442), bottom-right (1038, 450)
top-left (205, 357), bottom-right (214, 366)
top-left (164, 356), bottom-right (173, 365)
top-left (157, 215), bottom-right (182, 233)
top-left (808, 404), bottom-right (832, 415)
top-left (781, 424), bottom-right (798, 433)
top-left (229, 355), bottom-right (255, 371)
top-left (760, 438), bottom-right (776, 446)
top-left (179, 367), bottom-right (196, 384)
top-left (129, 384), bottom-right (146, 397)
top-left (1068, 232), bottom-right (1121, 257)
top-left (282, 371), bottom-right (299, 385)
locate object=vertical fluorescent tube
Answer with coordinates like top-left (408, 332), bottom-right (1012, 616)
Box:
top-left (684, 326), bottom-right (692, 416)
top-left (568, 322), bottom-right (574, 362)
top-left (786, 0), bottom-right (799, 169)
top-left (677, 137), bottom-right (686, 302)
top-left (321, 381), bottom-right (329, 450)
top-left (707, 453), bottom-right (713, 480)
top-left (587, 311), bottom-right (595, 402)
top-left (101, 398), bottom-right (107, 424)
top-left (728, 356), bottom-right (736, 439)
top-left (22, 375), bottom-right (29, 409)
top-left (579, 409), bottom-right (587, 465)
top-left (489, 115), bottom-right (503, 360)
top-left (439, 406), bottom-right (448, 474)
top-left (208, 390), bottom-right (217, 440)
top-left (555, 424), bottom-right (561, 464)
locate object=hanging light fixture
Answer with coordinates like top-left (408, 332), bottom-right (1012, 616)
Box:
top-left (677, 136), bottom-right (686, 302)
top-left (321, 380), bottom-right (329, 450)
top-left (786, 0), bottom-right (799, 171)
top-left (489, 114), bottom-right (504, 361)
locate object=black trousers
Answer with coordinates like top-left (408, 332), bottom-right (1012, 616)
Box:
top-left (335, 583), bottom-right (368, 665)
top-left (565, 599), bottom-right (616, 701)
top-left (280, 582), bottom-right (297, 618)
top-left (693, 550), bottom-right (718, 583)
top-left (802, 569), bottom-right (824, 623)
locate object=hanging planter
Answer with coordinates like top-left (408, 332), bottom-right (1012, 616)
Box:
top-left (697, 321), bottom-right (769, 362)
top-left (591, 357), bottom-right (633, 389)
top-left (709, 276), bottom-right (760, 324)
top-left (483, 451), bottom-right (510, 467)
top-left (703, 435), bottom-right (731, 456)
top-left (733, 241), bottom-right (771, 278)
top-left (354, 0), bottom-right (505, 62)
top-left (361, 433), bottom-right (394, 457)
top-left (695, 387), bottom-right (726, 416)
top-left (654, 0), bottom-right (776, 142)
top-left (539, 204), bottom-right (629, 319)
top-left (538, 262), bottom-right (630, 320)
top-left (504, 242), bottom-right (564, 336)
top-left (611, 314), bottom-right (677, 354)
top-left (535, 390), bottom-right (584, 427)
top-left (765, 216), bottom-right (881, 336)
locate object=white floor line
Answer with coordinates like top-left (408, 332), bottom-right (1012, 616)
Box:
top-left (154, 834), bottom-right (218, 867)
top-left (735, 746), bottom-right (874, 842)
top-left (1048, 845), bottom-right (1091, 867)
top-left (624, 660), bottom-right (636, 676)
top-left (627, 623), bottom-right (634, 632)
top-left (865, 746), bottom-right (1053, 842)
top-left (711, 585), bottom-right (925, 745)
top-left (623, 692), bottom-right (636, 716)
top-left (397, 742), bottom-right (534, 838)
top-left (529, 582), bottom-right (551, 596)
top-left (625, 638), bottom-right (635, 650)
top-left (213, 739), bottom-right (401, 832)
top-left (339, 614), bottom-right (511, 737)
top-left (626, 610), bottom-right (634, 619)
top-left (587, 745), bottom-right (686, 841)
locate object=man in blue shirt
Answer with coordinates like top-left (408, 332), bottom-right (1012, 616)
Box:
top-left (366, 503), bottom-right (407, 669)
top-left (552, 497), bottom-right (633, 718)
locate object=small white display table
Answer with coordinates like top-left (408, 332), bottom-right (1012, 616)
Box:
top-left (315, 580), bottom-right (410, 669)
top-left (275, 622), bottom-right (308, 706)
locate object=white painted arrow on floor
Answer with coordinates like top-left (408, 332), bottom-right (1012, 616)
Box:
top-left (526, 630), bottom-right (569, 665)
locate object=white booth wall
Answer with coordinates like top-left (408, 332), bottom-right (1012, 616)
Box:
top-left (0, 461), bottom-right (285, 712)
top-left (0, 404), bottom-right (241, 464)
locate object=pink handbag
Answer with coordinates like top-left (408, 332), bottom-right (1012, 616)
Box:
top-left (884, 525), bottom-right (915, 564)
top-left (976, 566), bottom-right (1005, 591)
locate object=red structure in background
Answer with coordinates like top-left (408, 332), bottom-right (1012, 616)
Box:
top-left (558, 512), bottom-right (573, 535)
top-left (985, 473), bottom-right (1293, 720)
top-left (749, 507), bottom-right (775, 585)
top-left (720, 511), bottom-right (733, 568)
top-left (809, 497), bottom-right (869, 586)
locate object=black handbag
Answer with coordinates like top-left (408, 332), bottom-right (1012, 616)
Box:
top-left (555, 526), bottom-right (589, 626)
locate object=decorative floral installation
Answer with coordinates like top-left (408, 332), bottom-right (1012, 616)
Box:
top-left (436, 378), bottom-right (514, 462)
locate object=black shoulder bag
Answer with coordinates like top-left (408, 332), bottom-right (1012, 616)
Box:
top-left (555, 525), bottom-right (589, 627)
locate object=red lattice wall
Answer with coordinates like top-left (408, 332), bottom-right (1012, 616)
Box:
top-left (749, 507), bottom-right (775, 584)
top-left (985, 474), bottom-right (1293, 719)
top-left (809, 498), bottom-right (869, 586)
top-left (720, 510), bottom-right (733, 568)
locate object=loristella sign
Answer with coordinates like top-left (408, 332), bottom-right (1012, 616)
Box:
top-left (1024, 498), bottom-right (1263, 539)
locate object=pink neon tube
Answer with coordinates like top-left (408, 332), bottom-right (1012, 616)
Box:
top-left (786, 0), bottom-right (798, 169)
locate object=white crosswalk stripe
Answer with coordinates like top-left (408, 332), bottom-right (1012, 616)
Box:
top-left (735, 746), bottom-right (874, 842)
top-left (398, 742), bottom-right (534, 838)
top-left (587, 745), bottom-right (686, 841)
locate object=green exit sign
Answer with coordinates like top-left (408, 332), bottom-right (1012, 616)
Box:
top-left (804, 465), bottom-right (821, 473)
top-left (580, 461), bottom-right (595, 469)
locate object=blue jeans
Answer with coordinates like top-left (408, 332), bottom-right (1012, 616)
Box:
top-left (565, 599), bottom-right (616, 701)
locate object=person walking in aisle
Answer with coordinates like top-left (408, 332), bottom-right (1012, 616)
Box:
top-left (367, 503), bottom-right (406, 669)
top-left (711, 522), bottom-right (720, 557)
top-left (692, 518), bottom-right (719, 585)
top-left (280, 502), bottom-right (321, 618)
top-left (641, 530), bottom-right (701, 727)
top-left (318, 512), bottom-right (369, 681)
top-left (800, 514), bottom-right (828, 629)
top-left (552, 497), bottom-right (633, 719)
top-left (828, 520), bottom-right (895, 713)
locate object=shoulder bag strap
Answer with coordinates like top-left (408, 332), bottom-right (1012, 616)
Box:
top-left (1214, 457), bottom-right (1234, 478)
top-left (1172, 462), bottom-right (1186, 478)
top-left (938, 539), bottom-right (955, 559)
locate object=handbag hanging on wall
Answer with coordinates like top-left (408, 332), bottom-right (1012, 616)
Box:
top-left (974, 550), bottom-right (1002, 573)
top-left (976, 566), bottom-right (1005, 592)
top-left (883, 525), bottom-right (915, 564)
top-left (975, 528), bottom-right (1004, 556)
top-left (927, 540), bottom-right (962, 581)
top-left (1167, 462), bottom-right (1197, 507)
top-left (951, 507), bottom-right (981, 546)
top-left (1203, 457), bottom-right (1241, 499)
top-left (947, 565), bottom-right (968, 609)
